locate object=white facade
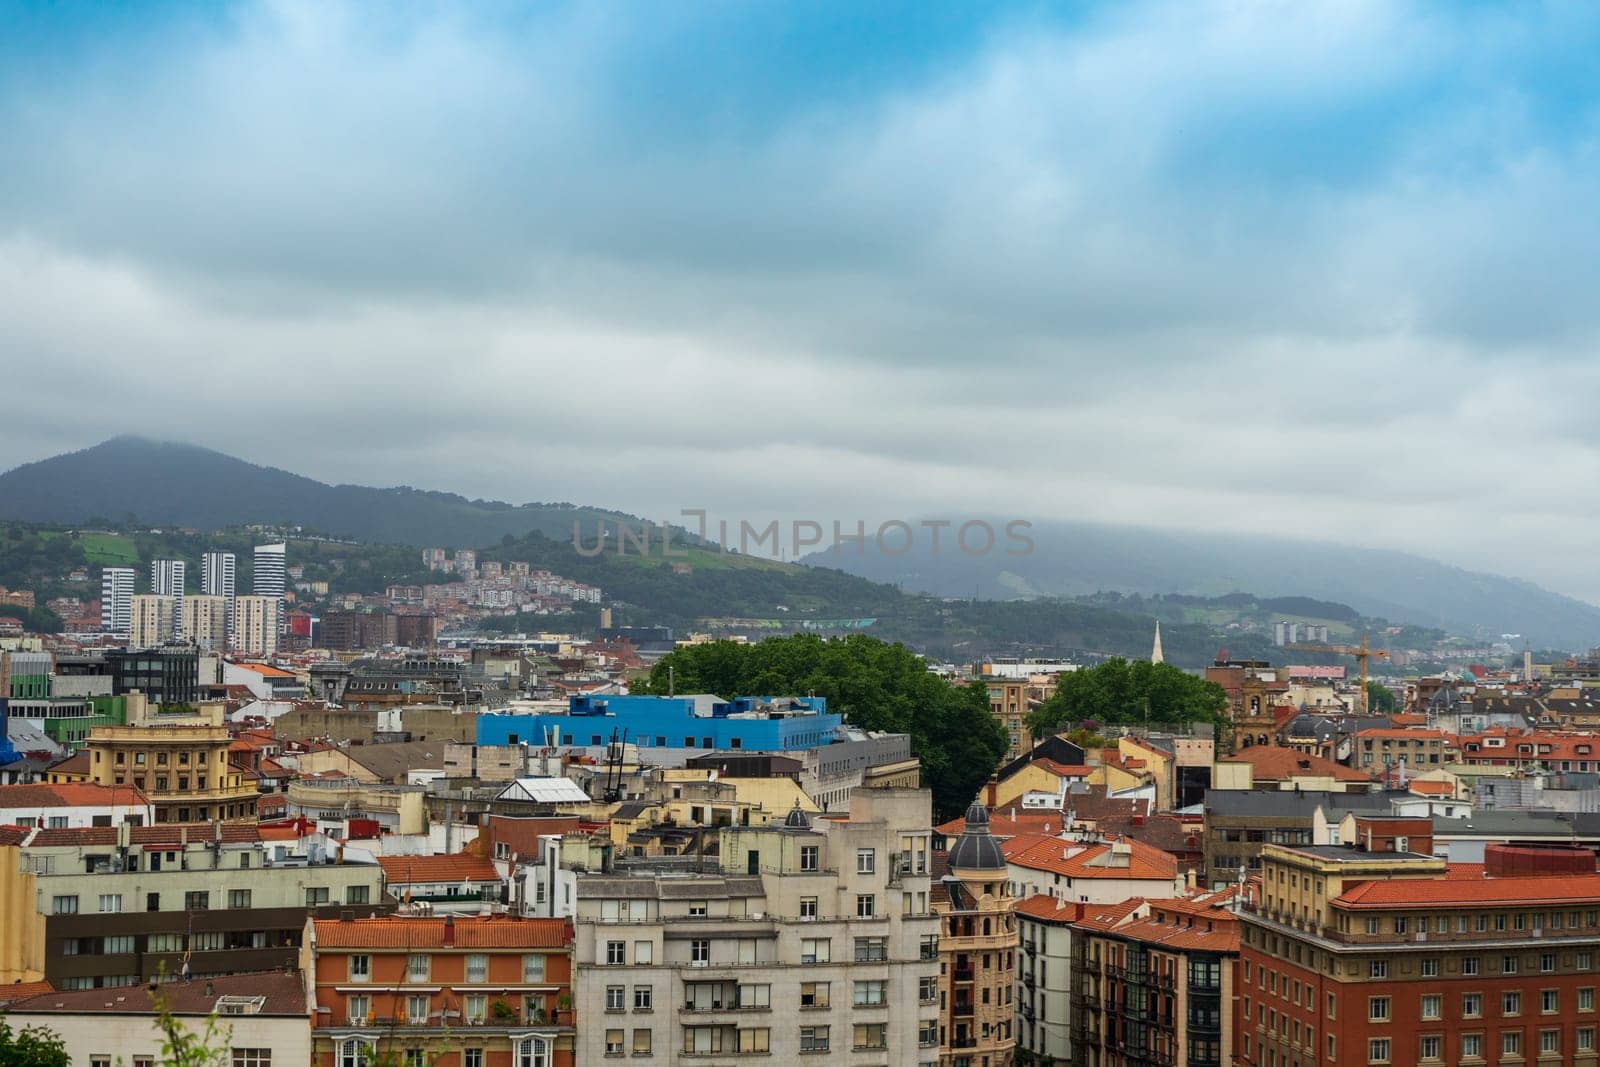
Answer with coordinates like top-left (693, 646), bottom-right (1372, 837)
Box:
top-left (2, 1006), bottom-right (311, 1067)
top-left (0, 797), bottom-right (152, 829)
top-left (100, 567), bottom-right (135, 635)
top-left (1016, 907), bottom-right (1077, 1063)
top-left (253, 542), bottom-right (286, 632)
top-left (233, 595), bottom-right (280, 655)
top-left (202, 550), bottom-right (237, 640)
top-left (149, 559), bottom-right (186, 639)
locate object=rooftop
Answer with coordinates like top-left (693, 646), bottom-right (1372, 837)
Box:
top-left (0, 782), bottom-right (151, 808)
top-left (377, 853), bottom-right (503, 885)
top-left (6, 971), bottom-right (306, 1016)
top-left (314, 914), bottom-right (570, 950)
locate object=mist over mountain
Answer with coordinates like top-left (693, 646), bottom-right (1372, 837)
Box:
top-left (0, 437), bottom-right (631, 547)
top-left (802, 519), bottom-right (1600, 650)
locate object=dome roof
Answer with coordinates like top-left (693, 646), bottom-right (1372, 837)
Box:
top-left (949, 802), bottom-right (1006, 871)
top-left (783, 801), bottom-right (812, 830)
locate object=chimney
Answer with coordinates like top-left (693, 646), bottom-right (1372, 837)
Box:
top-left (204, 980), bottom-right (214, 997)
top-left (443, 914), bottom-right (455, 946)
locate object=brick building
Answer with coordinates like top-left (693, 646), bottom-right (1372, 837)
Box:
top-left (1239, 838), bottom-right (1600, 1067)
top-left (309, 914), bottom-right (575, 1067)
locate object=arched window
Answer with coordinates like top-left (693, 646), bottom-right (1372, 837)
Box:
top-left (517, 1037), bottom-right (551, 1067)
top-left (338, 1039), bottom-right (374, 1067)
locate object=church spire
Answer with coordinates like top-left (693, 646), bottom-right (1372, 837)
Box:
top-left (1151, 620), bottom-right (1164, 664)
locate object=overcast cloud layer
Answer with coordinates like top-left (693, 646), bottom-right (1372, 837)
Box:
top-left (3, 1), bottom-right (1600, 598)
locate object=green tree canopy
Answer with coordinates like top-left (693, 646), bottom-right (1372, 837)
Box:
top-left (0, 1019), bottom-right (70, 1067)
top-left (639, 634), bottom-right (1007, 820)
top-left (1027, 658), bottom-right (1228, 739)
top-left (1365, 680), bottom-right (1398, 714)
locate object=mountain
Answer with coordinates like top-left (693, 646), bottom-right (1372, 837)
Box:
top-left (0, 437), bottom-right (634, 548)
top-left (802, 519), bottom-right (1600, 650)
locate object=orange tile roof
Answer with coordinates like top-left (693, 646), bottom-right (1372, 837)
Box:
top-left (1031, 759), bottom-right (1094, 779)
top-left (1003, 834), bottom-right (1178, 883)
top-left (1407, 780), bottom-right (1455, 796)
top-left (1336, 871), bottom-right (1600, 908)
top-left (314, 914), bottom-right (570, 950)
top-left (1354, 728), bottom-right (1450, 741)
top-left (1015, 895), bottom-right (1084, 923)
top-left (0, 782), bottom-right (151, 807)
top-left (0, 980), bottom-right (55, 1005)
top-left (1073, 898), bottom-right (1146, 932)
top-left (1219, 745), bottom-right (1372, 783)
top-left (378, 853), bottom-right (503, 885)
top-left (935, 810), bottom-right (1071, 839)
top-left (25, 822), bottom-right (263, 847)
top-left (234, 663), bottom-right (296, 678)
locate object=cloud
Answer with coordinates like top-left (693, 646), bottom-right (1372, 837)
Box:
top-left (2, 0), bottom-right (1600, 599)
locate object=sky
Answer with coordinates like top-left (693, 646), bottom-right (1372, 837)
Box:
top-left (3, 1), bottom-right (1600, 597)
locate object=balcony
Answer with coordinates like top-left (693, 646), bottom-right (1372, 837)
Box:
top-left (952, 964), bottom-right (975, 983)
top-left (952, 1001), bottom-right (975, 1018)
top-left (1082, 958), bottom-right (1102, 975)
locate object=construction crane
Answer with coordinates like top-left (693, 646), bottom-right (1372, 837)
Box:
top-left (1283, 633), bottom-right (1391, 714)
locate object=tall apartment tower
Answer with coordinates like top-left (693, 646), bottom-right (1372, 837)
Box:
top-left (233, 595), bottom-right (280, 656)
top-left (253, 543), bottom-right (286, 633)
top-left (100, 567), bottom-right (136, 636)
top-left (149, 559), bottom-right (186, 639)
top-left (201, 550), bottom-right (236, 630)
top-left (182, 595), bottom-right (229, 651)
top-left (129, 594), bottom-right (177, 649)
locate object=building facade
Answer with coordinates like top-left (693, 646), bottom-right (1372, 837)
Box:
top-left (100, 566), bottom-right (135, 636)
top-left (936, 803), bottom-right (1018, 1067)
top-left (149, 559), bottom-right (186, 639)
top-left (129, 594), bottom-right (177, 650)
top-left (182, 593), bottom-right (229, 650)
top-left (85, 724), bottom-right (259, 822)
top-left (234, 594), bottom-right (281, 655)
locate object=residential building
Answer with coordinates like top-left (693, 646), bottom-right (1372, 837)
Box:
top-left (100, 566), bottom-right (135, 636)
top-left (936, 803), bottom-right (1018, 1066)
top-left (1201, 789), bottom-right (1388, 890)
top-left (3, 822), bottom-right (385, 989)
top-left (1016, 894), bottom-right (1081, 1065)
top-left (1074, 889), bottom-right (1239, 1067)
top-left (1237, 838), bottom-right (1600, 1067)
top-left (201, 549), bottom-right (236, 638)
top-left (476, 694), bottom-right (841, 754)
top-left (310, 913), bottom-right (575, 1067)
top-left (149, 559), bottom-right (186, 639)
top-left (1004, 833), bottom-right (1185, 904)
top-left (376, 854), bottom-right (505, 915)
top-left (571, 787), bottom-right (941, 1066)
top-left (85, 723), bottom-right (259, 822)
top-left (107, 645), bottom-right (200, 705)
top-left (129, 594), bottom-right (177, 649)
top-left (1351, 728), bottom-right (1450, 773)
top-left (234, 594), bottom-right (281, 655)
top-left (182, 593), bottom-right (229, 650)
top-left (3, 970), bottom-right (312, 1066)
top-left (0, 781), bottom-right (152, 828)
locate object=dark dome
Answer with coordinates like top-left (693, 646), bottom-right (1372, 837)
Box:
top-left (783, 801), bottom-right (812, 830)
top-left (950, 803), bottom-right (1005, 871)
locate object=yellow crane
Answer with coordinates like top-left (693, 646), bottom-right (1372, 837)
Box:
top-left (1283, 633), bottom-right (1391, 714)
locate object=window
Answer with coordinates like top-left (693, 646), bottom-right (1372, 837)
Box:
top-left (104, 935), bottom-right (135, 954)
top-left (920, 1020), bottom-right (939, 1047)
top-left (1420, 958), bottom-right (1439, 978)
top-left (800, 845), bottom-right (819, 872)
top-left (1584, 987), bottom-right (1597, 1012)
top-left (801, 1026), bottom-right (830, 1052)
top-left (919, 976), bottom-right (938, 1002)
top-left (606, 986), bottom-right (625, 1012)
top-left (856, 894), bottom-right (876, 918)
top-left (1541, 952), bottom-right (1556, 973)
top-left (801, 938), bottom-right (830, 965)
top-left (1368, 1037), bottom-right (1390, 1063)
top-left (99, 894), bottom-right (122, 913)
top-left (634, 985), bottom-right (652, 1011)
top-left (1542, 989), bottom-right (1559, 1013)
top-left (338, 1040), bottom-right (374, 1067)
top-left (406, 995), bottom-right (430, 1024)
top-left (1420, 994), bottom-right (1441, 1020)
top-left (799, 896), bottom-right (818, 920)
top-left (634, 941), bottom-right (652, 965)
top-left (606, 941), bottom-right (626, 966)
top-left (516, 1037), bottom-right (551, 1067)
top-left (466, 954), bottom-right (488, 983)
top-left (464, 1052), bottom-right (484, 1067)
top-left (229, 889), bottom-right (251, 909)
top-left (148, 932), bottom-right (183, 953)
top-left (464, 995), bottom-right (486, 1024)
top-left (853, 1023), bottom-right (887, 1050)
top-left (1367, 960), bottom-right (1387, 979)
top-left (348, 995), bottom-right (371, 1025)
top-left (687, 901), bottom-right (708, 918)
top-left (1502, 1031), bottom-right (1522, 1056)
top-left (856, 849), bottom-right (875, 874)
top-left (407, 954), bottom-right (430, 982)
top-left (1368, 996), bottom-right (1390, 1022)
top-left (737, 1029), bottom-right (770, 1054)
top-left (1364, 917), bottom-right (1379, 935)
top-left (51, 896), bottom-right (78, 915)
top-left (1463, 993), bottom-right (1482, 1017)
top-left (1461, 1033), bottom-right (1482, 1058)
top-left (1463, 956), bottom-right (1480, 976)
top-left (1503, 991), bottom-right (1521, 1016)
top-left (1541, 1029), bottom-right (1560, 1054)
top-left (800, 982), bottom-right (830, 1009)
top-left (1503, 955), bottom-right (1519, 975)
top-left (854, 980), bottom-right (886, 1006)
top-left (605, 1030), bottom-right (624, 1055)
top-left (347, 885), bottom-right (370, 905)
top-left (1419, 1036), bottom-right (1441, 1061)
top-left (524, 953), bottom-right (546, 982)
top-left (306, 887), bottom-right (330, 907)
top-left (349, 955), bottom-right (371, 983)
top-left (185, 891), bottom-right (209, 911)
top-left (1581, 1028), bottom-right (1596, 1052)
top-left (691, 939), bottom-right (710, 965)
top-left (854, 937), bottom-right (887, 962)
top-left (632, 1031), bottom-right (652, 1056)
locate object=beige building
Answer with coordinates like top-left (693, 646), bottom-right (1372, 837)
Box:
top-left (935, 803), bottom-right (1018, 1067)
top-left (233, 594), bottom-right (280, 655)
top-left (86, 723), bottom-right (259, 822)
top-left (129, 594), bottom-right (176, 649)
top-left (570, 787), bottom-right (942, 1066)
top-left (181, 593), bottom-right (229, 650)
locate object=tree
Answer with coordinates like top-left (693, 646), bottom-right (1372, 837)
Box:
top-left (1365, 680), bottom-right (1398, 714)
top-left (1027, 658), bottom-right (1228, 739)
top-left (641, 635), bottom-right (1008, 819)
top-left (0, 1019), bottom-right (70, 1067)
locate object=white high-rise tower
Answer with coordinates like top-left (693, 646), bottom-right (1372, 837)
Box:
top-left (100, 567), bottom-right (135, 636)
top-left (253, 543), bottom-right (287, 634)
top-left (149, 559), bottom-right (186, 639)
top-left (202, 551), bottom-right (237, 640)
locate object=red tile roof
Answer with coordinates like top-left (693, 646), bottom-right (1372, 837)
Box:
top-left (1030, 759), bottom-right (1094, 779)
top-left (1336, 871), bottom-right (1600, 908)
top-left (6, 971), bottom-right (304, 1015)
top-left (1072, 898), bottom-right (1147, 932)
top-left (1014, 895), bottom-right (1084, 924)
top-left (314, 915), bottom-right (570, 950)
top-left (1003, 834), bottom-right (1178, 883)
top-left (0, 782), bottom-right (151, 807)
top-left (25, 823), bottom-right (263, 847)
top-left (936, 810), bottom-right (1071, 839)
top-left (378, 853), bottom-right (503, 885)
top-left (0, 980), bottom-right (54, 1006)
top-left (1219, 745), bottom-right (1372, 783)
top-left (1355, 728), bottom-right (1449, 741)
